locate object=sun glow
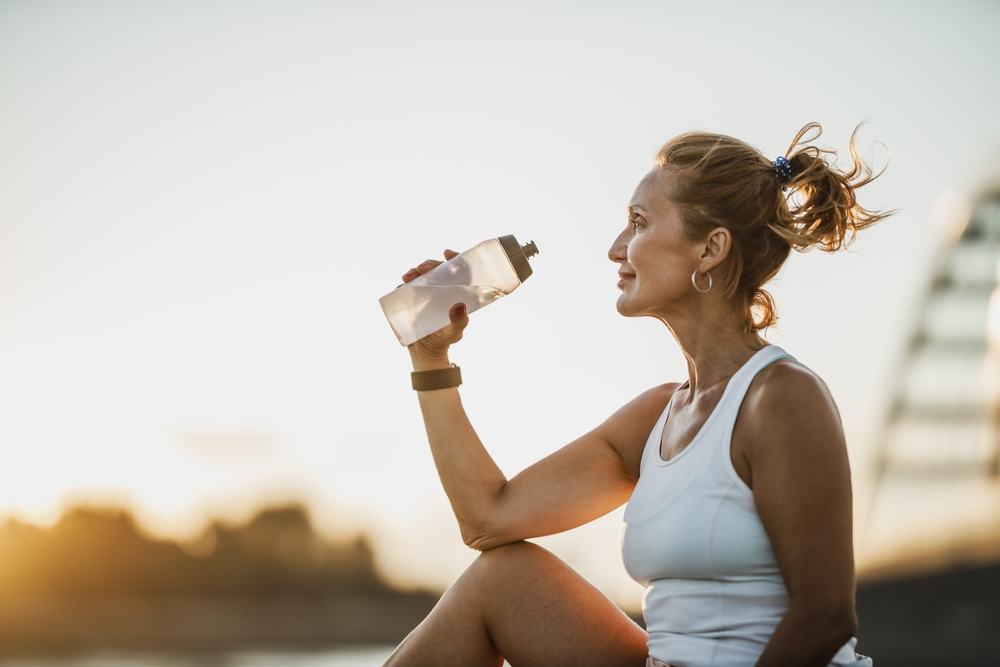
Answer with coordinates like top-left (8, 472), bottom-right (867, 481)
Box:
top-left (2, 0), bottom-right (1000, 598)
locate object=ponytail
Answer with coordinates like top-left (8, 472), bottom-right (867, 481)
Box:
top-left (655, 122), bottom-right (893, 337)
top-left (774, 122), bottom-right (892, 252)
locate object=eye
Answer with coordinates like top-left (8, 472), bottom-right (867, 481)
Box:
top-left (629, 217), bottom-right (645, 231)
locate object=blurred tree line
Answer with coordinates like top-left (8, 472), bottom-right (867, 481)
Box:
top-left (0, 505), bottom-right (399, 598)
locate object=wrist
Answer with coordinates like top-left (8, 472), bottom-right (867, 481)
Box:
top-left (409, 347), bottom-right (452, 371)
top-left (411, 364), bottom-right (461, 391)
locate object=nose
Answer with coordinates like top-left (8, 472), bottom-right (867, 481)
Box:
top-left (608, 227), bottom-right (629, 263)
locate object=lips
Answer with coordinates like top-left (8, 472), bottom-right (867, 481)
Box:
top-left (617, 272), bottom-right (635, 288)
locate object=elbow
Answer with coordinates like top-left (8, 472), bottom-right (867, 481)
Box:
top-left (821, 596), bottom-right (858, 643)
top-left (463, 533), bottom-right (494, 552)
top-left (459, 484), bottom-right (512, 552)
top-left (460, 514), bottom-right (517, 551)
top-left (460, 526), bottom-right (510, 552)
top-left (789, 599), bottom-right (858, 650)
top-left (815, 604), bottom-right (859, 649)
top-left (457, 513), bottom-right (496, 550)
top-left (833, 606), bottom-right (859, 644)
top-left (460, 526), bottom-right (489, 551)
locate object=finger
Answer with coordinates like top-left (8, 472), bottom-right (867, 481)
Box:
top-left (449, 302), bottom-right (469, 330)
top-left (401, 259), bottom-right (441, 282)
top-left (443, 248), bottom-right (459, 260)
top-left (414, 259), bottom-right (443, 276)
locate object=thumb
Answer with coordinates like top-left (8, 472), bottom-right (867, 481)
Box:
top-left (449, 302), bottom-right (470, 330)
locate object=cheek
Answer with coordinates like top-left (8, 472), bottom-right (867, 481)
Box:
top-left (625, 235), bottom-right (646, 263)
top-left (627, 235), bottom-right (662, 269)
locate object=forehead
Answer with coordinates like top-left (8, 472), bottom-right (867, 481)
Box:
top-left (628, 167), bottom-right (674, 215)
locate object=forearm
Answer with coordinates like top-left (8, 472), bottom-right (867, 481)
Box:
top-left (754, 602), bottom-right (857, 667)
top-left (411, 349), bottom-right (509, 547)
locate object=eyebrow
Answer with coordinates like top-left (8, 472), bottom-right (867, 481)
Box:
top-left (628, 205), bottom-right (649, 216)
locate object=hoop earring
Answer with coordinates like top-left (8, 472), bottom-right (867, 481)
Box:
top-left (691, 269), bottom-right (712, 293)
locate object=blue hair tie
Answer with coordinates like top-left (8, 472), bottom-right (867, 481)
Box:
top-left (774, 156), bottom-right (793, 188)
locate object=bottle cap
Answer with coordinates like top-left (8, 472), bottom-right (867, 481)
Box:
top-left (498, 235), bottom-right (539, 283)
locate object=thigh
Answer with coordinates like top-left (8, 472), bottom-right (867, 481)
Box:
top-left (396, 541), bottom-right (648, 667)
top-left (482, 542), bottom-right (647, 667)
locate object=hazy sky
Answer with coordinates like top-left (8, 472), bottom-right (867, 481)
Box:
top-left (2, 0), bottom-right (999, 603)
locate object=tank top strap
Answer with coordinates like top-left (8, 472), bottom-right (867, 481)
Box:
top-left (712, 345), bottom-right (794, 436)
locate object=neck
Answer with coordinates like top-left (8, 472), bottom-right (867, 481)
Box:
top-left (663, 305), bottom-right (767, 395)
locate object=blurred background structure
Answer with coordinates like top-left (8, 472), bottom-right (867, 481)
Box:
top-left (865, 194), bottom-right (1000, 551)
top-left (0, 505), bottom-right (436, 656)
top-left (1, 0), bottom-right (999, 665)
top-left (855, 195), bottom-right (1000, 665)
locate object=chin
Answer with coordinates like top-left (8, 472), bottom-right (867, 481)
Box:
top-left (615, 295), bottom-right (639, 318)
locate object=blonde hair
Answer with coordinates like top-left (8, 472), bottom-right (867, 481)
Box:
top-left (655, 122), bottom-right (891, 336)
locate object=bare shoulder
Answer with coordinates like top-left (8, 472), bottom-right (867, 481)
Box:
top-left (595, 382), bottom-right (682, 478)
top-left (742, 358), bottom-right (840, 427)
top-left (735, 358), bottom-right (847, 476)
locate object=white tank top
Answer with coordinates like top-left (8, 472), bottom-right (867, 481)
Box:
top-left (621, 346), bottom-right (866, 667)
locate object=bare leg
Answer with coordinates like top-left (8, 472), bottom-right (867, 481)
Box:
top-left (383, 541), bottom-right (648, 667)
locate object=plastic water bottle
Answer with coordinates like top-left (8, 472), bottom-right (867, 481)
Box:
top-left (380, 235), bottom-right (539, 346)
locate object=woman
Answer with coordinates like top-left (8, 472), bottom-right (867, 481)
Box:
top-left (385, 123), bottom-right (889, 667)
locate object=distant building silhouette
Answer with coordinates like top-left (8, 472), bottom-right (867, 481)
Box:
top-left (0, 505), bottom-right (438, 654)
top-left (0, 505), bottom-right (388, 598)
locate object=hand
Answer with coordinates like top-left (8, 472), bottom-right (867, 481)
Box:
top-left (401, 250), bottom-right (470, 364)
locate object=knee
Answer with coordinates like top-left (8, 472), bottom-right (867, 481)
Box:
top-left (433, 543), bottom-right (542, 611)
top-left (436, 542), bottom-right (559, 618)
top-left (463, 541), bottom-right (558, 589)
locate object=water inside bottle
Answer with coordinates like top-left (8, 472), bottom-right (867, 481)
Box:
top-left (382, 284), bottom-right (507, 346)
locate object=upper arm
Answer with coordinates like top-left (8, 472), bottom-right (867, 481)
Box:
top-left (738, 363), bottom-right (856, 619)
top-left (468, 383), bottom-right (676, 550)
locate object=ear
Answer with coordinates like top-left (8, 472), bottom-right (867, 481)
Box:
top-left (699, 227), bottom-right (731, 272)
